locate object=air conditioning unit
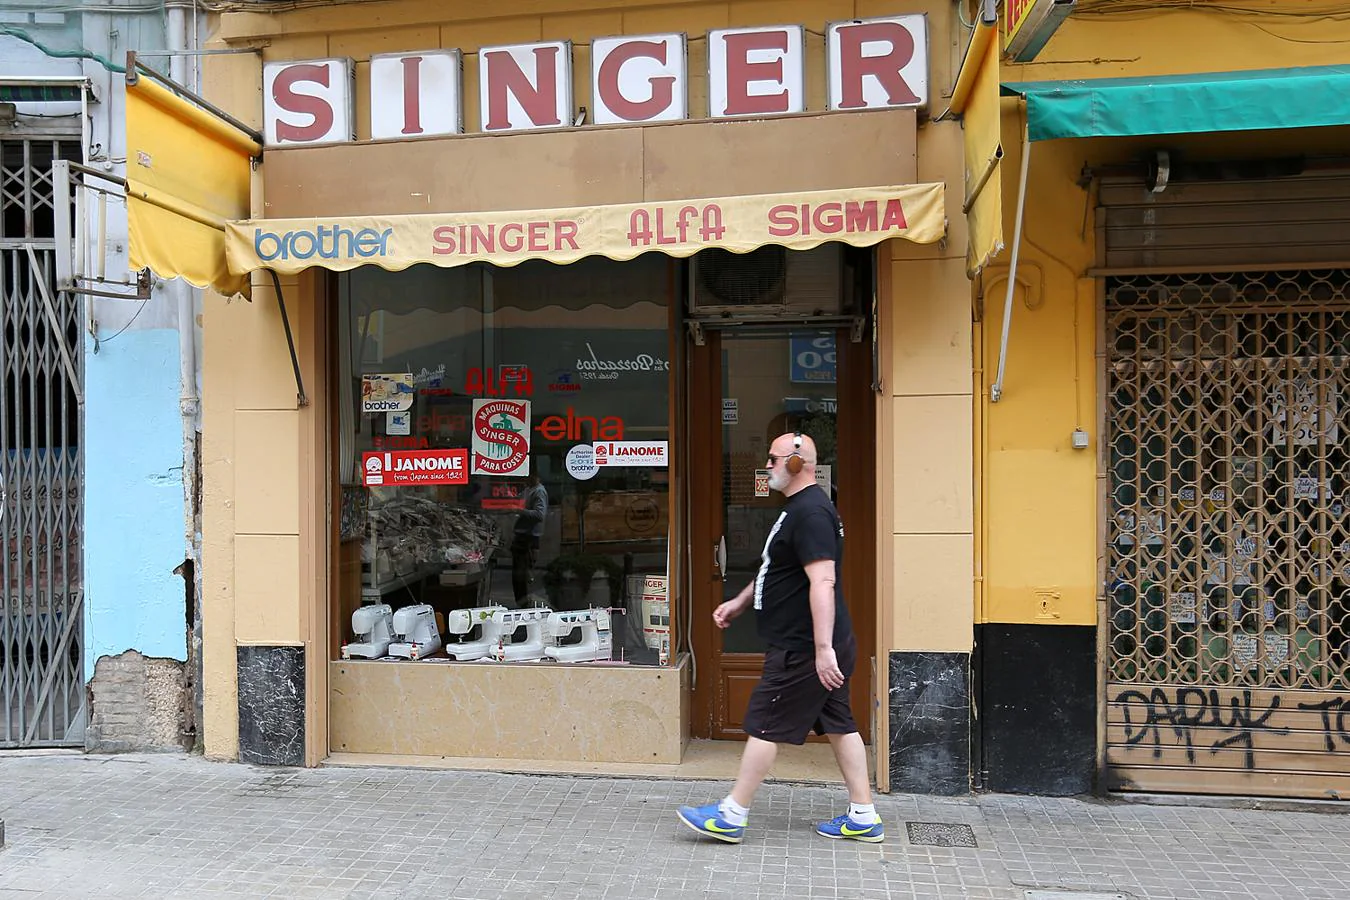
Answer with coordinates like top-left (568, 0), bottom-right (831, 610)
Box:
top-left (689, 244), bottom-right (848, 319)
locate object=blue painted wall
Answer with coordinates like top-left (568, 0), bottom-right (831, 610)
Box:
top-left (83, 326), bottom-right (187, 679)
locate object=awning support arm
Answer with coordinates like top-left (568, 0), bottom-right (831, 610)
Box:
top-left (990, 118), bottom-right (1031, 403)
top-left (267, 269), bottom-right (309, 408)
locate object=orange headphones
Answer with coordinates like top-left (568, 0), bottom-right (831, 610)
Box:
top-left (785, 431), bottom-right (805, 475)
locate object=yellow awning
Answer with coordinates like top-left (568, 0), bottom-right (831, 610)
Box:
top-left (126, 73), bottom-right (259, 297)
top-left (225, 184), bottom-right (946, 276)
top-left (952, 22), bottom-right (1004, 277)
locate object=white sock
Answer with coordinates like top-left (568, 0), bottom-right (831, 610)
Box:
top-left (719, 795), bottom-right (749, 826)
top-left (849, 802), bottom-right (879, 824)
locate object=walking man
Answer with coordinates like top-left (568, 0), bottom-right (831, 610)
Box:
top-left (677, 432), bottom-right (883, 844)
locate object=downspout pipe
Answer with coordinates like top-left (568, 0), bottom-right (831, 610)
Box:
top-left (166, 0), bottom-right (204, 750)
top-left (990, 115), bottom-right (1031, 403)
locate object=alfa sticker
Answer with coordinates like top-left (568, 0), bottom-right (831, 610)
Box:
top-left (362, 449), bottom-right (468, 486)
top-left (593, 441), bottom-right (668, 467)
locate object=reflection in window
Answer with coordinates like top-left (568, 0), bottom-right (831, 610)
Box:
top-left (336, 257), bottom-right (672, 667)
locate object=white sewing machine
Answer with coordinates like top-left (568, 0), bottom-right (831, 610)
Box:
top-left (342, 603), bottom-right (394, 659)
top-left (544, 608), bottom-right (613, 663)
top-left (388, 604), bottom-right (442, 660)
top-left (489, 607), bottom-right (553, 661)
top-left (444, 605), bottom-right (508, 661)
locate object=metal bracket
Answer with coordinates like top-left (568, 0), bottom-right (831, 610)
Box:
top-left (69, 269), bottom-right (152, 301)
top-left (267, 269), bottom-right (309, 408)
top-left (849, 315), bottom-right (866, 343)
top-left (686, 319), bottom-right (707, 346)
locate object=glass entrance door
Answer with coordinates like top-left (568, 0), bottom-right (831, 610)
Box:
top-left (690, 329), bottom-right (870, 740)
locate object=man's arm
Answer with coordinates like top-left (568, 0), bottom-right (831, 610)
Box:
top-left (519, 487), bottom-right (546, 523)
top-left (804, 558), bottom-right (844, 690)
top-left (714, 582), bottom-right (754, 629)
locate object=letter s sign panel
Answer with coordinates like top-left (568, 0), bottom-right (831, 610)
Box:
top-left (263, 58), bottom-right (357, 146)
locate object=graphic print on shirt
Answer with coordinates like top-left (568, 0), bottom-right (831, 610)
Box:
top-left (753, 511), bottom-right (788, 610)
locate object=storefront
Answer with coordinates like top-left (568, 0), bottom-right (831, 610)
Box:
top-left (968, 10), bottom-right (1350, 799)
top-left (184, 1), bottom-right (975, 788)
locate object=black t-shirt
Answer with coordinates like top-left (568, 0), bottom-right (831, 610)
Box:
top-left (752, 484), bottom-right (853, 653)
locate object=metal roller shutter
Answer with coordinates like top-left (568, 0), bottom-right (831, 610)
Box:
top-left (1100, 172), bottom-right (1350, 799)
top-left (1097, 171), bottom-right (1350, 273)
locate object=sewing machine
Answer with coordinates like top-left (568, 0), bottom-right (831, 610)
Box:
top-left (443, 605), bottom-right (509, 661)
top-left (388, 604), bottom-right (442, 660)
top-left (488, 607), bottom-right (553, 661)
top-left (342, 603), bottom-right (394, 659)
top-left (544, 608), bottom-right (613, 663)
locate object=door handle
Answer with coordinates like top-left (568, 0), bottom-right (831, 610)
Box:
top-left (715, 535), bottom-right (727, 581)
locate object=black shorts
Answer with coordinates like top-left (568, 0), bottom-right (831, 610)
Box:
top-left (743, 634), bottom-right (859, 745)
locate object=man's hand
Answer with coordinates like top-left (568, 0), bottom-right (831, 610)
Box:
top-left (713, 593), bottom-right (752, 629)
top-left (815, 645), bottom-right (844, 691)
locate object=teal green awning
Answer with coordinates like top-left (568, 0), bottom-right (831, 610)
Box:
top-left (1001, 66), bottom-right (1350, 142)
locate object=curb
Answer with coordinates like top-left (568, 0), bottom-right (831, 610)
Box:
top-left (1108, 791), bottom-right (1349, 815)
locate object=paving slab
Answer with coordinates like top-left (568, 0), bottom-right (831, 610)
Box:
top-left (0, 753), bottom-right (1347, 899)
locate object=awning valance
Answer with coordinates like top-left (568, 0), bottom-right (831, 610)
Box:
top-left (1002, 65), bottom-right (1350, 143)
top-left (225, 183), bottom-right (946, 276)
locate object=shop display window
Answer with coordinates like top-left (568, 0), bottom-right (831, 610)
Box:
top-left (335, 257), bottom-right (673, 667)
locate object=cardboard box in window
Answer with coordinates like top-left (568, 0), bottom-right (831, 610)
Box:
top-left (562, 491), bottom-right (667, 544)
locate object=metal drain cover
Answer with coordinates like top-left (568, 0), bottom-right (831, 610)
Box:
top-left (905, 821), bottom-right (978, 848)
top-left (1025, 893), bottom-right (1129, 900)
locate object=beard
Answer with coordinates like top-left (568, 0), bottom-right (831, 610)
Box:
top-left (768, 466), bottom-right (792, 493)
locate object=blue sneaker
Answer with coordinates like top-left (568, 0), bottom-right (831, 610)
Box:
top-left (676, 802), bottom-right (745, 844)
top-left (816, 813), bottom-right (885, 843)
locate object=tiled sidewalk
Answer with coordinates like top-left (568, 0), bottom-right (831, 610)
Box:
top-left (0, 752), bottom-right (1347, 899)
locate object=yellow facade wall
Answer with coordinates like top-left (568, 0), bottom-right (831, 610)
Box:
top-left (978, 5), bottom-right (1350, 628)
top-left (203, 0), bottom-right (971, 768)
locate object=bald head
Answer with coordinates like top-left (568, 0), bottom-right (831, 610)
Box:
top-left (767, 432), bottom-right (818, 495)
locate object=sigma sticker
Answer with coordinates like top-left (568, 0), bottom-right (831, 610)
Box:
top-left (361, 373), bottom-right (415, 412)
top-left (471, 399), bottom-right (531, 476)
top-left (592, 441), bottom-right (668, 467)
top-left (362, 449), bottom-right (468, 486)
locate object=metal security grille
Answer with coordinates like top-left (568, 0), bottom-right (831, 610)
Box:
top-left (0, 136), bottom-right (85, 747)
top-left (1104, 270), bottom-right (1350, 798)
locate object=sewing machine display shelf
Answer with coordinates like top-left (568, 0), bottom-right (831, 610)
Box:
top-left (360, 564), bottom-right (443, 601)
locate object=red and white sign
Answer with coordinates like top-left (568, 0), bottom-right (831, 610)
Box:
top-left (362, 449), bottom-right (468, 486)
top-left (708, 26), bottom-right (805, 118)
top-left (479, 40), bottom-right (572, 132)
top-left (370, 50), bottom-right (463, 139)
top-left (471, 399), bottom-right (532, 476)
top-left (259, 16), bottom-right (928, 145)
top-left (826, 15), bottom-right (928, 111)
top-left (263, 58), bottom-right (355, 146)
top-left (592, 33), bottom-right (687, 124)
top-left (593, 441), bottom-right (668, 467)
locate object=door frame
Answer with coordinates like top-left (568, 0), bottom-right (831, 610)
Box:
top-left (687, 327), bottom-right (877, 742)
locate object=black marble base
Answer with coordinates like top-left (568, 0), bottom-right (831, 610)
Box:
top-left (888, 651), bottom-right (970, 795)
top-left (237, 645), bottom-right (305, 767)
top-left (976, 623), bottom-right (1095, 796)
